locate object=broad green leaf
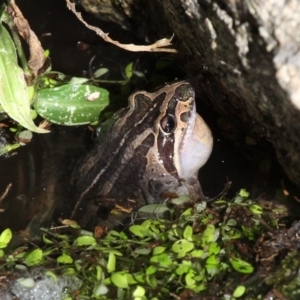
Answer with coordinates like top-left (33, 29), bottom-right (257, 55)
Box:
top-left (129, 225), bottom-right (150, 238)
top-left (183, 225), bottom-right (193, 240)
top-left (0, 24), bottom-right (48, 133)
top-left (111, 272), bottom-right (128, 288)
top-left (34, 84), bottom-right (109, 125)
top-left (76, 235), bottom-right (96, 246)
top-left (172, 239), bottom-right (194, 254)
top-left (150, 253), bottom-right (172, 267)
top-left (146, 265), bottom-right (157, 275)
top-left (0, 228), bottom-right (12, 245)
top-left (152, 246), bottom-right (166, 255)
top-left (233, 285), bottom-right (246, 298)
top-left (175, 263), bottom-right (191, 275)
top-left (239, 189), bottom-right (250, 198)
top-left (57, 253), bottom-right (73, 264)
top-left (133, 285), bottom-right (145, 297)
top-left (25, 248), bottom-right (43, 266)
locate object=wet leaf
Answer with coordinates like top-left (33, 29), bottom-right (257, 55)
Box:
top-left (34, 84), bottom-right (109, 125)
top-left (0, 24), bottom-right (48, 133)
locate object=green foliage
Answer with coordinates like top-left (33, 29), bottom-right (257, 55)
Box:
top-left (33, 84), bottom-right (109, 125)
top-left (0, 23), bottom-right (48, 133)
top-left (0, 190), bottom-right (278, 298)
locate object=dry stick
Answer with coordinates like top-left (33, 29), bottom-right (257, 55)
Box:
top-left (65, 0), bottom-right (178, 53)
top-left (0, 183), bottom-right (12, 203)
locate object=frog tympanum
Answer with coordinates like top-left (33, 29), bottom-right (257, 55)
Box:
top-left (71, 81), bottom-right (213, 227)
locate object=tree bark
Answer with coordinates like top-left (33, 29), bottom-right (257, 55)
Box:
top-left (79, 0), bottom-right (300, 187)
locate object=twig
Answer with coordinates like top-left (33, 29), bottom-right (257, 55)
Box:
top-left (0, 183), bottom-right (12, 203)
top-left (66, 0), bottom-right (178, 53)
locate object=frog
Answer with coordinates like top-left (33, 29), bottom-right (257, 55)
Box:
top-left (70, 81), bottom-right (213, 227)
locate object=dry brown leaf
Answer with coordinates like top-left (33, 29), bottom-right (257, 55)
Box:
top-left (9, 1), bottom-right (46, 76)
top-left (66, 0), bottom-right (177, 53)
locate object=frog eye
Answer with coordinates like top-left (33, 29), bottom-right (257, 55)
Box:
top-left (160, 114), bottom-right (177, 134)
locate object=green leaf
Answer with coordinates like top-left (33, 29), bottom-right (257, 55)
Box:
top-left (133, 285), bottom-right (145, 297)
top-left (0, 228), bottom-right (12, 245)
top-left (171, 239), bottom-right (194, 254)
top-left (107, 252), bottom-right (116, 273)
top-left (0, 24), bottom-right (48, 133)
top-left (183, 225), bottom-right (193, 240)
top-left (76, 235), bottom-right (96, 246)
top-left (129, 225), bottom-right (150, 238)
top-left (239, 189), bottom-right (250, 198)
top-left (150, 253), bottom-right (172, 267)
top-left (111, 272), bottom-right (128, 288)
top-left (175, 263), bottom-right (191, 275)
top-left (25, 248), bottom-right (43, 266)
top-left (249, 204), bottom-right (263, 214)
top-left (208, 242), bottom-right (220, 255)
top-left (57, 253), bottom-right (73, 264)
top-left (185, 270), bottom-right (196, 286)
top-left (233, 285), bottom-right (246, 298)
top-left (134, 247), bottom-right (151, 255)
top-left (152, 246), bottom-right (166, 255)
top-left (229, 257), bottom-right (254, 274)
top-left (94, 68), bottom-right (109, 78)
top-left (138, 203), bottom-right (169, 214)
top-left (146, 265), bottom-right (157, 275)
top-left (33, 84), bottom-right (109, 125)
top-left (0, 143), bottom-right (20, 156)
top-left (124, 62), bottom-right (133, 79)
top-left (96, 266), bottom-right (102, 281)
top-left (202, 224), bottom-right (218, 244)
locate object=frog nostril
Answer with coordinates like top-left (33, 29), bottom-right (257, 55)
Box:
top-left (160, 114), bottom-right (177, 134)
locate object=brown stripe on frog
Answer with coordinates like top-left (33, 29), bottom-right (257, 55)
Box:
top-left (75, 91), bottom-right (169, 202)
